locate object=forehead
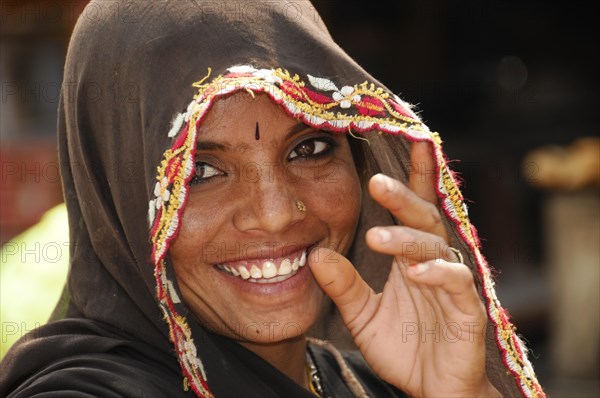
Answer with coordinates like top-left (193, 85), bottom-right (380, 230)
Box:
top-left (198, 92), bottom-right (298, 141)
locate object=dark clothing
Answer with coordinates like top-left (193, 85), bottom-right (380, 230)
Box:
top-left (2, 319), bottom-right (408, 398)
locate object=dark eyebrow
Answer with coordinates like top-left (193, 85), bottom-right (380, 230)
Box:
top-left (286, 122), bottom-right (313, 138)
top-left (196, 141), bottom-right (229, 151)
top-left (196, 122), bottom-right (314, 151)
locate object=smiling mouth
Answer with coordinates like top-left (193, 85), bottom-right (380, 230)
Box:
top-left (215, 249), bottom-right (308, 284)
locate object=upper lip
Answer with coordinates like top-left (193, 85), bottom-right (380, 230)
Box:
top-left (213, 242), bottom-right (317, 265)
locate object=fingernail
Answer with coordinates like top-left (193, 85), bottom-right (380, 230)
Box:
top-left (383, 174), bottom-right (395, 192)
top-left (376, 228), bottom-right (391, 244)
top-left (414, 262), bottom-right (429, 275)
top-left (375, 173), bottom-right (394, 192)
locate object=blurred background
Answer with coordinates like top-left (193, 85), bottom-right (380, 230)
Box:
top-left (1, 1), bottom-right (598, 396)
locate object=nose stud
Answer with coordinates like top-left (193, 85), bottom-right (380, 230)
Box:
top-left (295, 200), bottom-right (306, 213)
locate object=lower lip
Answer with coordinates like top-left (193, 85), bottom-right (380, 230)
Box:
top-left (214, 258), bottom-right (312, 297)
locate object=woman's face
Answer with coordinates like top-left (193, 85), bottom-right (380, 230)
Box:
top-left (170, 93), bottom-right (361, 344)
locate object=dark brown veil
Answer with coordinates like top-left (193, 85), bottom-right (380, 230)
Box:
top-left (0, 1), bottom-right (544, 397)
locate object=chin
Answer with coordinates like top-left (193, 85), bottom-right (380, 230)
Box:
top-left (234, 290), bottom-right (324, 344)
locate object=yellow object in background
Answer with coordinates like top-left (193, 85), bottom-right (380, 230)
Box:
top-left (0, 203), bottom-right (69, 359)
top-left (522, 136), bottom-right (600, 191)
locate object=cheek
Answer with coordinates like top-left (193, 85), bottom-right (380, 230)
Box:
top-left (168, 195), bottom-right (226, 269)
top-left (308, 160), bottom-right (361, 243)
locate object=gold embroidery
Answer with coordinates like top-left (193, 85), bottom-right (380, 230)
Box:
top-left (149, 66), bottom-right (544, 398)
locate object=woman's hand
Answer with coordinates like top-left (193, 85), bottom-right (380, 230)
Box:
top-left (309, 142), bottom-right (500, 397)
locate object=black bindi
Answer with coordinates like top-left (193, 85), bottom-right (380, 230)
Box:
top-left (255, 122), bottom-right (260, 140)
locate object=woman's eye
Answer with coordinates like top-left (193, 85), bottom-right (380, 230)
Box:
top-left (288, 138), bottom-right (333, 160)
top-left (191, 162), bottom-right (224, 184)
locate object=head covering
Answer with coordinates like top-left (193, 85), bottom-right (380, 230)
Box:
top-left (0, 1), bottom-right (545, 397)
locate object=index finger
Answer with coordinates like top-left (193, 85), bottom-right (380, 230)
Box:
top-left (368, 174), bottom-right (448, 241)
top-left (409, 141), bottom-right (438, 204)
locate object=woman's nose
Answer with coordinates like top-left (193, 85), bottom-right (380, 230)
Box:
top-left (232, 164), bottom-right (305, 234)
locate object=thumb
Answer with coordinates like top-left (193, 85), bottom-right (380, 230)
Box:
top-left (309, 247), bottom-right (378, 329)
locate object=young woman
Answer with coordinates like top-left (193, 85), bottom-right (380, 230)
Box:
top-left (0, 1), bottom-right (545, 397)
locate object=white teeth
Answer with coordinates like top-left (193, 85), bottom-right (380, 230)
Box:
top-left (262, 261), bottom-right (277, 278)
top-left (249, 264), bottom-right (262, 279)
top-left (299, 251), bottom-right (306, 267)
top-left (278, 259), bottom-right (292, 276)
top-left (238, 266), bottom-right (250, 279)
top-left (219, 249), bottom-right (310, 283)
top-left (254, 273), bottom-right (293, 284)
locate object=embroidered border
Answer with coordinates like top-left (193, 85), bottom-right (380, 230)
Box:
top-left (148, 65), bottom-right (545, 398)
